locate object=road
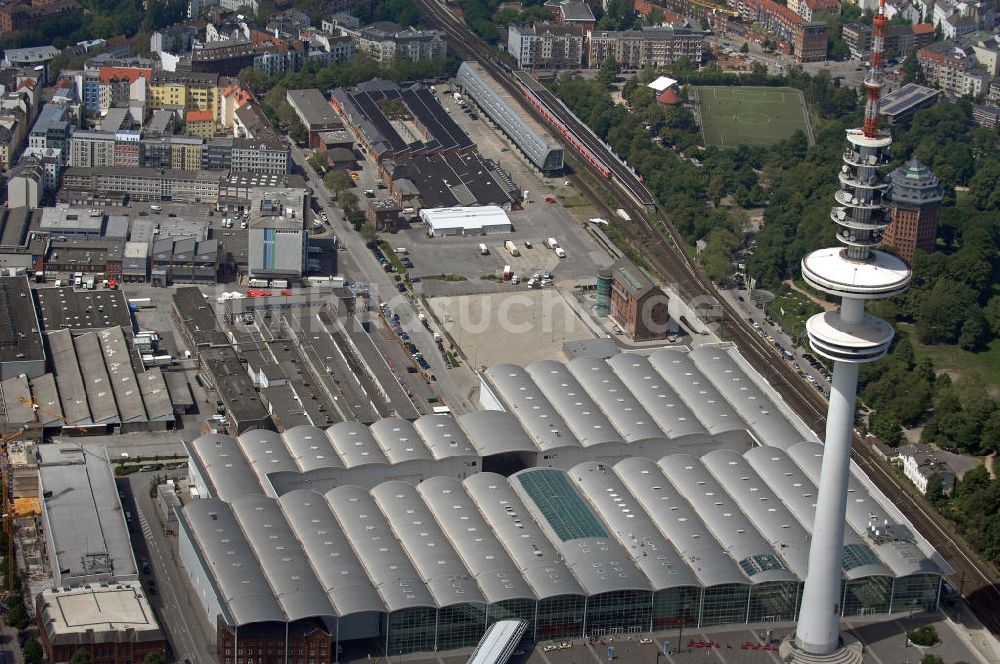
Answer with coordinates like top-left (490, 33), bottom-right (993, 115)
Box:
top-left (414, 0), bottom-right (1000, 636)
top-left (118, 471), bottom-right (215, 664)
top-left (289, 144), bottom-right (476, 414)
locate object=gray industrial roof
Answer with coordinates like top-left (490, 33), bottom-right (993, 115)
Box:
top-left (567, 356), bottom-right (663, 443)
top-left (230, 494), bottom-right (336, 621)
top-left (0, 276), bottom-right (44, 365)
top-left (482, 364), bottom-right (580, 450)
top-left (788, 442), bottom-right (941, 578)
top-left (525, 361), bottom-right (620, 447)
top-left (326, 421), bottom-right (388, 467)
top-left (615, 456), bottom-right (746, 588)
top-left (325, 485), bottom-right (435, 612)
top-left (97, 327), bottom-right (145, 423)
top-left (413, 415), bottom-right (476, 459)
top-left (189, 434), bottom-right (264, 501)
top-left (689, 347), bottom-right (807, 449)
top-left (418, 477), bottom-right (535, 603)
top-left (137, 369), bottom-right (174, 422)
top-left (605, 353), bottom-right (705, 439)
top-left (373, 481), bottom-right (486, 607)
top-left (179, 498), bottom-right (286, 625)
top-left (74, 332), bottom-right (118, 425)
top-left (282, 425), bottom-right (343, 472)
top-left (743, 446), bottom-right (891, 580)
top-left (648, 350), bottom-right (744, 436)
top-left (47, 330), bottom-right (91, 425)
top-left (458, 410), bottom-right (536, 457)
top-left (369, 418), bottom-right (432, 464)
top-left (570, 461), bottom-right (699, 590)
top-left (237, 429), bottom-right (297, 490)
top-left (660, 455), bottom-right (796, 585)
top-left (277, 490), bottom-right (385, 616)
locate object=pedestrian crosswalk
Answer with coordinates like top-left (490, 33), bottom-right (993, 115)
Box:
top-left (137, 508), bottom-right (153, 541)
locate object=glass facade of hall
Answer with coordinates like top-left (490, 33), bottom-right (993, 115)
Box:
top-left (370, 574), bottom-right (941, 654)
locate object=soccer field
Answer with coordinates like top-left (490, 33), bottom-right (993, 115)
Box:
top-left (694, 86), bottom-right (813, 148)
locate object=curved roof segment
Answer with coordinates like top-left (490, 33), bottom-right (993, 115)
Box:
top-left (700, 449), bottom-right (811, 579)
top-left (743, 446), bottom-right (891, 580)
top-left (482, 364), bottom-right (580, 450)
top-left (569, 461), bottom-right (698, 590)
top-left (230, 494), bottom-right (336, 622)
top-left (324, 485), bottom-right (435, 612)
top-left (464, 473), bottom-right (583, 599)
top-left (525, 360), bottom-right (621, 447)
top-left (659, 455), bottom-right (796, 585)
top-left (688, 347), bottom-right (808, 450)
top-left (277, 490), bottom-right (385, 616)
top-left (372, 481), bottom-right (485, 607)
top-left (180, 498), bottom-right (286, 625)
top-left (418, 477), bottom-right (535, 604)
top-left (606, 353), bottom-right (706, 439)
top-left (614, 457), bottom-right (746, 588)
top-left (567, 356), bottom-right (663, 443)
top-left (458, 411), bottom-right (537, 457)
top-left (512, 468), bottom-right (651, 595)
top-left (326, 421), bottom-right (388, 468)
top-left (282, 426), bottom-right (343, 472)
top-left (237, 429), bottom-right (297, 491)
top-left (370, 418), bottom-right (433, 465)
top-left (648, 350), bottom-right (744, 435)
top-left (787, 442), bottom-right (940, 578)
top-left (413, 415), bottom-right (477, 459)
top-left (189, 434), bottom-right (264, 501)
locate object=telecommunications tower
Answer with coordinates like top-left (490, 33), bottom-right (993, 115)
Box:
top-left (782, 0), bottom-right (911, 661)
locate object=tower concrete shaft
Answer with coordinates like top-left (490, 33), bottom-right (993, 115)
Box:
top-left (791, 0), bottom-right (912, 656)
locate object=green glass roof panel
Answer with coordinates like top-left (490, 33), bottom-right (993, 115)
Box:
top-left (842, 543), bottom-right (880, 571)
top-left (517, 469), bottom-right (608, 542)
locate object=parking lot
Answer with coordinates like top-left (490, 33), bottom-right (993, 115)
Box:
top-left (427, 289), bottom-right (596, 368)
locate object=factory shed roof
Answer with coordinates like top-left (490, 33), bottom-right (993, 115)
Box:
top-left (178, 498), bottom-right (286, 625)
top-left (606, 353), bottom-right (706, 439)
top-left (46, 330), bottom-right (91, 425)
top-left (97, 326), bottom-right (145, 423)
top-left (412, 415), bottom-right (477, 459)
top-left (513, 468), bottom-right (650, 595)
top-left (73, 332), bottom-right (118, 425)
top-left (458, 411), bottom-right (536, 457)
top-left (0, 277), bottom-right (44, 366)
top-left (464, 473), bottom-right (583, 599)
top-left (282, 425), bottom-right (343, 472)
top-left (35, 287), bottom-right (132, 331)
top-left (418, 477), bottom-right (535, 603)
top-left (525, 360), bottom-right (621, 447)
top-left (688, 346), bottom-right (807, 449)
top-left (660, 455), bottom-right (796, 585)
top-left (188, 434), bottom-right (264, 501)
top-left (369, 418), bottom-right (432, 464)
top-left (277, 490), bottom-right (385, 616)
top-left (648, 350), bottom-right (744, 435)
top-left (614, 456), bottom-right (746, 588)
top-left (325, 420), bottom-right (387, 467)
top-left (569, 461), bottom-right (698, 590)
top-left (237, 429), bottom-right (297, 491)
top-left (743, 446), bottom-right (891, 580)
top-left (566, 356), bottom-right (663, 443)
top-left (372, 481), bottom-right (486, 607)
top-left (230, 494), bottom-right (336, 621)
top-left (787, 442), bottom-right (941, 578)
top-left (482, 364), bottom-right (580, 451)
top-left (325, 485), bottom-right (435, 612)
top-left (137, 369), bottom-right (174, 422)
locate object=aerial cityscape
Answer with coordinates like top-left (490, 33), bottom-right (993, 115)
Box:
top-left (0, 0), bottom-right (995, 660)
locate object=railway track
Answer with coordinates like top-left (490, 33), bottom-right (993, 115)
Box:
top-left (414, 0), bottom-right (1000, 635)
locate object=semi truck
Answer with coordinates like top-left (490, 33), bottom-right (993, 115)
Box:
top-left (504, 240), bottom-right (520, 257)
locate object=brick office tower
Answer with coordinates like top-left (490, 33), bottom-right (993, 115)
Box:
top-left (884, 159), bottom-right (943, 263)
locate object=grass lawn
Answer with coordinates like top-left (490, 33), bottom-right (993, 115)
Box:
top-left (766, 287), bottom-right (823, 345)
top-left (910, 332), bottom-right (1000, 398)
top-left (694, 86), bottom-right (813, 147)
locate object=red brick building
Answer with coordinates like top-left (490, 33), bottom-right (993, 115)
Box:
top-left (735, 0), bottom-right (828, 61)
top-left (607, 256), bottom-right (671, 341)
top-left (0, 0), bottom-right (78, 34)
top-left (217, 619), bottom-right (333, 664)
top-left (884, 159), bottom-right (943, 263)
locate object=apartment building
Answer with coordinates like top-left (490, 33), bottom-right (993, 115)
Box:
top-left (508, 23), bottom-right (585, 69)
top-left (346, 22), bottom-right (447, 62)
top-left (60, 166), bottom-right (221, 203)
top-left (148, 71), bottom-right (221, 120)
top-left (918, 41), bottom-right (991, 97)
top-left (842, 22), bottom-right (934, 60)
top-left (68, 130), bottom-right (116, 168)
top-left (28, 103), bottom-right (70, 151)
top-left (588, 24), bottom-right (705, 68)
top-left (791, 0), bottom-right (840, 21)
top-left (231, 136), bottom-right (290, 175)
top-left (0, 0), bottom-right (78, 35)
top-left (735, 0), bottom-right (828, 61)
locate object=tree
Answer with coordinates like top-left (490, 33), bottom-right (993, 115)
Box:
top-left (969, 160), bottom-right (1000, 211)
top-left (919, 656), bottom-right (944, 664)
top-left (870, 409), bottom-right (903, 445)
top-left (740, 41), bottom-right (750, 53)
top-left (70, 650), bottom-right (93, 664)
top-left (360, 221), bottom-right (379, 247)
top-left (142, 651), bottom-right (165, 664)
top-left (21, 638), bottom-right (43, 664)
top-left (958, 310), bottom-right (987, 351)
top-left (907, 625), bottom-right (940, 647)
top-left (915, 280), bottom-right (978, 344)
top-left (901, 51), bottom-right (926, 85)
top-left (338, 191), bottom-right (358, 211)
top-left (925, 473), bottom-right (945, 506)
top-left (324, 169), bottom-right (354, 196)
top-left (598, 57), bottom-right (621, 88)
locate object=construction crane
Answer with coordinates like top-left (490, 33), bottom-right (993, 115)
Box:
top-left (17, 396), bottom-right (87, 434)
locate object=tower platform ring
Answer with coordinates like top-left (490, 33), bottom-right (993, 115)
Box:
top-left (801, 248), bottom-right (910, 299)
top-left (806, 311), bottom-right (895, 363)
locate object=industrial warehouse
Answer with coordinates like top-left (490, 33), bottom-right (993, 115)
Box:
top-left (177, 346), bottom-right (945, 657)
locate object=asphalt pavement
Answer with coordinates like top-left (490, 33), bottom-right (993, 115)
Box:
top-left (290, 143), bottom-right (477, 414)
